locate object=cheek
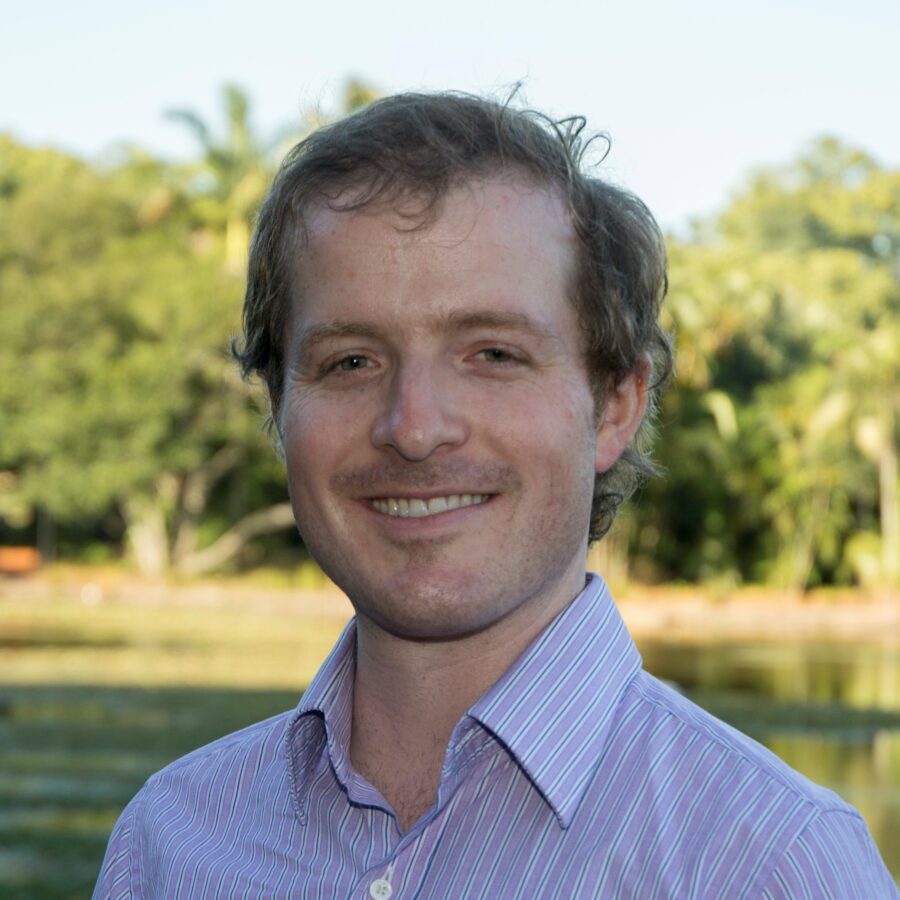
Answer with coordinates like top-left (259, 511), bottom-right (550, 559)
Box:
top-left (537, 400), bottom-right (599, 499)
top-left (282, 424), bottom-right (333, 508)
top-left (282, 392), bottom-right (365, 470)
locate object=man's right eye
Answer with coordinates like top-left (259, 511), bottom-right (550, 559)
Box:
top-left (333, 355), bottom-right (369, 371)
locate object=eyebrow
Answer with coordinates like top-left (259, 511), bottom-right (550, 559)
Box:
top-left (292, 322), bottom-right (381, 362)
top-left (291, 309), bottom-right (556, 362)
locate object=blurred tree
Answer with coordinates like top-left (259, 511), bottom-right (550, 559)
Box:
top-left (165, 80), bottom-right (382, 274)
top-left (0, 137), bottom-right (288, 576)
top-left (637, 138), bottom-right (900, 589)
top-left (342, 77), bottom-right (381, 113)
top-left (166, 84), bottom-right (274, 273)
top-left (1, 80), bottom-right (381, 576)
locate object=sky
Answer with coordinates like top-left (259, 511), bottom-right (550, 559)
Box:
top-left (3, 0), bottom-right (898, 232)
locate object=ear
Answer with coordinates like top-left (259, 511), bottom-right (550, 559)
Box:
top-left (595, 355), bottom-right (652, 474)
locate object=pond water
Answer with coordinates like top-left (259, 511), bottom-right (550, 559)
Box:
top-left (638, 640), bottom-right (900, 880)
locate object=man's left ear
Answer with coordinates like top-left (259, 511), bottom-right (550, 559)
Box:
top-left (595, 355), bottom-right (652, 474)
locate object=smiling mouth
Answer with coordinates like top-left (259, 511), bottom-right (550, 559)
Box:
top-left (371, 494), bottom-right (490, 518)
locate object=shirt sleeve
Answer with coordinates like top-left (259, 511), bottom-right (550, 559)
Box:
top-left (760, 809), bottom-right (898, 899)
top-left (92, 791), bottom-right (144, 900)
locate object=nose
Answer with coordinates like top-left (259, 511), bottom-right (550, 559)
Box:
top-left (370, 361), bottom-right (468, 460)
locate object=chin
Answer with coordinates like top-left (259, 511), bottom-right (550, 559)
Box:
top-left (350, 569), bottom-right (504, 640)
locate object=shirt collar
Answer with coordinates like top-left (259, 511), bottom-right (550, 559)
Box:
top-left (468, 573), bottom-right (642, 828)
top-left (286, 574), bottom-right (642, 829)
top-left (286, 618), bottom-right (357, 823)
top-left (296, 616), bottom-right (357, 743)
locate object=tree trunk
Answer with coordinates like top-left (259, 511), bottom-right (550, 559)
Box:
top-left (879, 403), bottom-right (899, 585)
top-left (36, 506), bottom-right (56, 564)
top-left (122, 474), bottom-right (180, 578)
top-left (170, 446), bottom-right (242, 565)
top-left (122, 496), bottom-right (170, 578)
top-left (788, 482), bottom-right (830, 594)
top-left (174, 502), bottom-right (297, 576)
top-left (225, 215), bottom-right (249, 274)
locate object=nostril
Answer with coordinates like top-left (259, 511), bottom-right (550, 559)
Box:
top-left (371, 376), bottom-right (467, 460)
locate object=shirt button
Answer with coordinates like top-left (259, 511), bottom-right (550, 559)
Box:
top-left (369, 878), bottom-right (393, 899)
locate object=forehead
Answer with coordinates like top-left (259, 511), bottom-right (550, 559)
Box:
top-left (293, 175), bottom-right (577, 314)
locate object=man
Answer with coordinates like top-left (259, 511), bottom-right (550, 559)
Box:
top-left (95, 93), bottom-right (896, 898)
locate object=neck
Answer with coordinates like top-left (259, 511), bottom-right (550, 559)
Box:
top-left (348, 569), bottom-right (587, 830)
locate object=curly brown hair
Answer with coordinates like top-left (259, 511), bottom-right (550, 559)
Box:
top-left (233, 91), bottom-right (673, 542)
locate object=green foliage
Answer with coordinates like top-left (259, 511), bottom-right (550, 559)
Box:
top-left (0, 135), bottom-right (279, 571)
top-left (165, 84), bottom-right (277, 272)
top-left (0, 82), bottom-right (382, 576)
top-left (632, 137), bottom-right (900, 588)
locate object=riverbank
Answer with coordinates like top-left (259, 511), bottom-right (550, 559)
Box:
top-left (3, 566), bottom-right (898, 646)
top-left (618, 585), bottom-right (900, 645)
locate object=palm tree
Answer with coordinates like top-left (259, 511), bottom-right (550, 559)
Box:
top-left (167, 84), bottom-right (274, 273)
top-left (167, 80), bottom-right (382, 274)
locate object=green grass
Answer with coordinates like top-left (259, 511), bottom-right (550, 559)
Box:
top-left (0, 684), bottom-right (302, 899)
top-left (0, 592), bottom-right (348, 688)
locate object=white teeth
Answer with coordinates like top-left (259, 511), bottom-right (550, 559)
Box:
top-left (372, 494), bottom-right (489, 518)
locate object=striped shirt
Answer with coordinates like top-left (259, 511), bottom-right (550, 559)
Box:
top-left (94, 574), bottom-right (897, 898)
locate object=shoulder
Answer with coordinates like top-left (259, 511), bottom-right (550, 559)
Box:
top-left (136, 707), bottom-right (299, 829)
top-left (146, 707), bottom-right (296, 787)
top-left (625, 671), bottom-right (851, 815)
top-left (93, 709), bottom-right (298, 899)
top-left (605, 672), bottom-right (896, 895)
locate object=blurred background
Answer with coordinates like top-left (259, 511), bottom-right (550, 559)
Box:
top-left (1, 0), bottom-right (898, 894)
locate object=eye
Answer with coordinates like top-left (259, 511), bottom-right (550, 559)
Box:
top-left (475, 347), bottom-right (516, 363)
top-left (333, 354), bottom-right (370, 371)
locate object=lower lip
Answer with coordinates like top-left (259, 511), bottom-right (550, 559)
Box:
top-left (364, 496), bottom-right (495, 530)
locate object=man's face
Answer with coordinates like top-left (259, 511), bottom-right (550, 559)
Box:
top-left (280, 176), bottom-right (631, 641)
